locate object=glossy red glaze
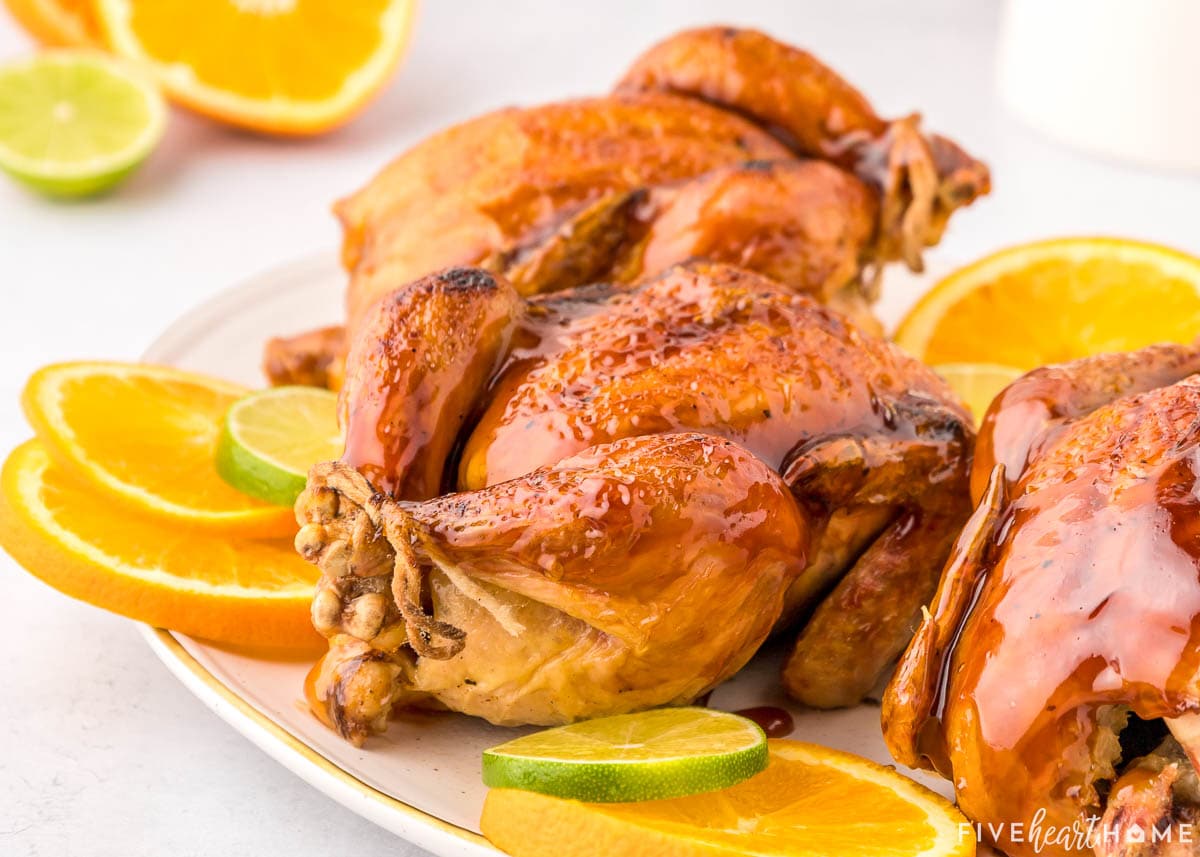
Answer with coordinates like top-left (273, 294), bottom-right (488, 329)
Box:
top-left (459, 264), bottom-right (967, 490)
top-left (340, 268), bottom-right (522, 499)
top-left (406, 433), bottom-right (810, 632)
top-left (886, 345), bottom-right (1200, 857)
top-left (734, 706), bottom-right (795, 739)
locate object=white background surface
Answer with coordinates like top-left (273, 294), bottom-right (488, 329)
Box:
top-left (2, 2), bottom-right (1199, 855)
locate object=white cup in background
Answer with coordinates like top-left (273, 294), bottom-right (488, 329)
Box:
top-left (997, 0), bottom-right (1200, 173)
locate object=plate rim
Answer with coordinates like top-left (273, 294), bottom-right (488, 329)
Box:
top-left (138, 625), bottom-right (493, 852)
top-left (142, 249), bottom-right (343, 367)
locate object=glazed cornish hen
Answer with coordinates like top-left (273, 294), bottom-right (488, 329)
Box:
top-left (264, 27), bottom-right (988, 387)
top-left (883, 343), bottom-right (1200, 857)
top-left (302, 432), bottom-right (810, 739)
top-left (295, 262), bottom-right (973, 744)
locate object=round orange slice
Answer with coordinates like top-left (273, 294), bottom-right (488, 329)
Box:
top-left (3, 0), bottom-right (99, 46)
top-left (481, 740), bottom-right (973, 857)
top-left (22, 361), bottom-right (296, 537)
top-left (0, 440), bottom-right (321, 650)
top-left (92, 0), bottom-right (417, 135)
top-left (895, 237), bottom-right (1200, 371)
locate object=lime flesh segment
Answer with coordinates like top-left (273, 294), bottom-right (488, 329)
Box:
top-left (482, 708), bottom-right (769, 803)
top-left (0, 50), bottom-right (166, 197)
top-left (216, 386), bottom-right (342, 507)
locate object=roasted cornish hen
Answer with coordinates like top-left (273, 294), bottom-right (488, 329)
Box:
top-left (280, 25), bottom-right (989, 746)
top-left (264, 26), bottom-right (988, 388)
top-left (884, 343), bottom-right (1200, 857)
top-left (295, 262), bottom-right (973, 744)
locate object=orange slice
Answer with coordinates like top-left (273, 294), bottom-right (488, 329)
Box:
top-left (23, 361), bottom-right (296, 537)
top-left (0, 440), bottom-right (321, 650)
top-left (895, 237), bottom-right (1200, 371)
top-left (92, 0), bottom-right (417, 135)
top-left (3, 0), bottom-right (99, 46)
top-left (481, 740), bottom-right (973, 857)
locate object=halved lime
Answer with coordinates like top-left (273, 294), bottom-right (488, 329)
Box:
top-left (216, 386), bottom-right (342, 508)
top-left (482, 708), bottom-right (768, 803)
top-left (0, 50), bottom-right (166, 197)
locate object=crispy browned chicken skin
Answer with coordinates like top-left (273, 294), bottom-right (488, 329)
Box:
top-left (884, 343), bottom-right (1200, 857)
top-left (301, 432), bottom-right (810, 741)
top-left (264, 26), bottom-right (988, 387)
top-left (295, 262), bottom-right (973, 744)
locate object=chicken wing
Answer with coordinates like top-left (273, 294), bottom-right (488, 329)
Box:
top-left (299, 432), bottom-right (809, 744)
top-left (616, 26), bottom-right (991, 270)
top-left (338, 267), bottom-right (523, 499)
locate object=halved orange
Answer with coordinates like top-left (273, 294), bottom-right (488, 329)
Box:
top-left (23, 361), bottom-right (296, 537)
top-left (896, 237), bottom-right (1200, 371)
top-left (3, 0), bottom-right (99, 46)
top-left (482, 740), bottom-right (973, 857)
top-left (0, 440), bottom-right (321, 650)
top-left (92, 0), bottom-right (417, 135)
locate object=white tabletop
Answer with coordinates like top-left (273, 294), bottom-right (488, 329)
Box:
top-left (3, 2), bottom-right (1199, 855)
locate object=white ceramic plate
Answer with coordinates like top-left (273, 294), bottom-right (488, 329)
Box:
top-left (138, 253), bottom-right (960, 857)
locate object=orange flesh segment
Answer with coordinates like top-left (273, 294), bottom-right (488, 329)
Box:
top-left (482, 741), bottom-right (972, 857)
top-left (93, 0), bottom-right (416, 133)
top-left (923, 258), bottom-right (1200, 369)
top-left (23, 362), bottom-right (295, 536)
top-left (896, 238), bottom-right (1200, 372)
top-left (3, 0), bottom-right (99, 46)
top-left (123, 1), bottom-right (392, 101)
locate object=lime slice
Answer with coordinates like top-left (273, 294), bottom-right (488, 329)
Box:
top-left (0, 50), bottom-right (166, 197)
top-left (933, 362), bottom-right (1024, 425)
top-left (482, 708), bottom-right (768, 802)
top-left (216, 386), bottom-right (342, 507)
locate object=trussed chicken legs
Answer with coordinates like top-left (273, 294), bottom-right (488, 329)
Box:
top-left (300, 432), bottom-right (810, 744)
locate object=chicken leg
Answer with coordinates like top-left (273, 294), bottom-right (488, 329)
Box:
top-left (484, 159), bottom-right (882, 330)
top-left (298, 432), bottom-right (810, 745)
